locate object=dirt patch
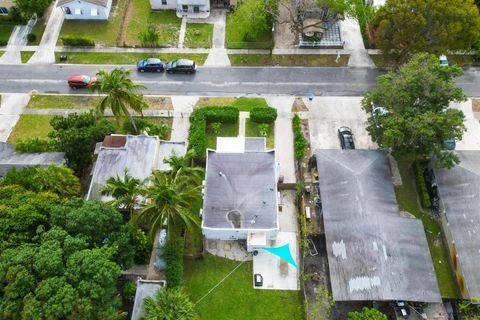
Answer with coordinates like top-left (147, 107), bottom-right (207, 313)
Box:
top-left (472, 99), bottom-right (480, 112)
top-left (292, 97), bottom-right (308, 112)
top-left (145, 96), bottom-right (173, 110)
top-left (195, 97), bottom-right (236, 108)
top-left (118, 0), bottom-right (133, 46)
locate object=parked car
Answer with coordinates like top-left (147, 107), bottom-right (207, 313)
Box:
top-left (67, 74), bottom-right (97, 89)
top-left (165, 59), bottom-right (196, 74)
top-left (137, 58), bottom-right (165, 73)
top-left (439, 54), bottom-right (449, 66)
top-left (338, 126), bottom-right (355, 149)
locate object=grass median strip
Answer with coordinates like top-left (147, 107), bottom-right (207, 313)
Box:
top-left (229, 54), bottom-right (349, 67)
top-left (55, 52), bottom-right (208, 65)
top-left (21, 51), bottom-right (35, 63)
top-left (27, 95), bottom-right (102, 109)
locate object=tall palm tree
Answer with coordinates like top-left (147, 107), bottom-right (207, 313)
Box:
top-left (100, 168), bottom-right (143, 217)
top-left (90, 68), bottom-right (148, 133)
top-left (163, 149), bottom-right (204, 185)
top-left (136, 169), bottom-right (202, 240)
top-left (142, 288), bottom-right (197, 320)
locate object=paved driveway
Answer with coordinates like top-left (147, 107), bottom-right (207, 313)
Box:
top-left (452, 99), bottom-right (480, 150)
top-left (307, 96), bottom-right (377, 151)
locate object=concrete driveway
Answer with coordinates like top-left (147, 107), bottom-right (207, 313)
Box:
top-left (307, 96), bottom-right (377, 151)
top-left (452, 99), bottom-right (480, 150)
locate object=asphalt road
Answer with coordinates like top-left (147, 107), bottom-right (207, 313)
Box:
top-left (0, 64), bottom-right (479, 96)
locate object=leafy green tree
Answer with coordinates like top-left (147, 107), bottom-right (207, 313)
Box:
top-left (90, 68), bottom-right (149, 133)
top-left (14, 0), bottom-right (52, 18)
top-left (163, 149), bottom-right (204, 185)
top-left (101, 168), bottom-right (144, 216)
top-left (362, 53), bottom-right (466, 168)
top-left (141, 288), bottom-right (197, 320)
top-left (139, 25), bottom-right (160, 47)
top-left (375, 0), bottom-right (480, 65)
top-left (49, 111), bottom-right (114, 175)
top-left (136, 170), bottom-right (202, 239)
top-left (1, 165), bottom-right (80, 197)
top-left (230, 0), bottom-right (274, 41)
top-left (348, 307), bottom-right (387, 320)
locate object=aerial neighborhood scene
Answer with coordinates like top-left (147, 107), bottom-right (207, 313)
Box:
top-left (2, 0), bottom-right (480, 318)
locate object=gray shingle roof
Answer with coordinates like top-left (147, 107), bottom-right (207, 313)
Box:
top-left (57, 0), bottom-right (109, 7)
top-left (315, 149), bottom-right (441, 302)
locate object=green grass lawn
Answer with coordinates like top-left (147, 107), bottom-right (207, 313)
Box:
top-left (8, 114), bottom-right (55, 143)
top-left (196, 97), bottom-right (269, 111)
top-left (58, 0), bottom-right (126, 46)
top-left (20, 51), bottom-right (34, 63)
top-left (225, 15), bottom-right (273, 49)
top-left (0, 23), bottom-right (15, 46)
top-left (184, 254), bottom-right (303, 320)
top-left (370, 54), bottom-right (476, 69)
top-left (205, 122), bottom-right (239, 149)
top-left (185, 23), bottom-right (213, 48)
top-left (125, 0), bottom-right (181, 47)
top-left (0, 51), bottom-right (4, 58)
top-left (28, 19), bottom-right (47, 45)
top-left (245, 119), bottom-right (274, 148)
top-left (27, 95), bottom-right (102, 109)
top-left (229, 54), bottom-right (349, 67)
top-left (55, 52), bottom-right (208, 65)
top-left (395, 157), bottom-right (460, 298)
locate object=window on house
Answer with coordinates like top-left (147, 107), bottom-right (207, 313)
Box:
top-left (0, 7), bottom-right (8, 14)
top-left (91, 8), bottom-right (98, 16)
top-left (182, 5), bottom-right (188, 11)
top-left (193, 6), bottom-right (199, 12)
top-left (64, 7), bottom-right (71, 14)
top-left (74, 7), bottom-right (82, 15)
top-left (162, 0), bottom-right (167, 5)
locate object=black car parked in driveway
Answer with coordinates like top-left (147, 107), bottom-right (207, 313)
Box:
top-left (165, 59), bottom-right (196, 74)
top-left (338, 126), bottom-right (355, 149)
top-left (137, 58), bottom-right (165, 72)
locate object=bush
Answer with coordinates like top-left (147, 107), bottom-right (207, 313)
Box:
top-left (201, 106), bottom-right (239, 123)
top-left (60, 35), bottom-right (95, 46)
top-left (122, 281), bottom-right (137, 300)
top-left (292, 114), bottom-right (307, 160)
top-left (164, 237), bottom-right (184, 288)
top-left (27, 33), bottom-right (36, 43)
top-left (15, 137), bottom-right (55, 153)
top-left (250, 106), bottom-right (277, 123)
top-left (123, 118), bottom-right (171, 139)
top-left (414, 159), bottom-right (431, 208)
top-left (133, 229), bottom-right (152, 264)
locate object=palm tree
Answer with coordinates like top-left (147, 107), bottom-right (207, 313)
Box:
top-left (141, 288), bottom-right (197, 320)
top-left (163, 149), bottom-right (204, 185)
top-left (136, 169), bottom-right (202, 240)
top-left (90, 68), bottom-right (148, 133)
top-left (100, 168), bottom-right (143, 217)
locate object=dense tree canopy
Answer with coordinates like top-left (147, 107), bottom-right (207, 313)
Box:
top-left (141, 288), bottom-right (197, 320)
top-left (14, 0), bottom-right (52, 18)
top-left (362, 53), bottom-right (466, 168)
top-left (230, 0), bottom-right (276, 41)
top-left (348, 307), bottom-right (387, 320)
top-left (375, 0), bottom-right (480, 64)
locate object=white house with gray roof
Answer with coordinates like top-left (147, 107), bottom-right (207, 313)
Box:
top-left (150, 0), bottom-right (210, 18)
top-left (57, 0), bottom-right (112, 20)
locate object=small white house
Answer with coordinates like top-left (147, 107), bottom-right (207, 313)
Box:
top-left (0, 0), bottom-right (14, 15)
top-left (150, 0), bottom-right (210, 18)
top-left (57, 0), bottom-right (113, 20)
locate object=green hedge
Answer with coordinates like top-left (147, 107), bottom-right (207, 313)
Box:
top-left (188, 106), bottom-right (240, 159)
top-left (292, 114), bottom-right (306, 160)
top-left (164, 237), bottom-right (184, 288)
top-left (250, 107), bottom-right (277, 123)
top-left (60, 35), bottom-right (95, 46)
top-left (15, 138), bottom-right (56, 153)
top-left (413, 160), bottom-right (431, 208)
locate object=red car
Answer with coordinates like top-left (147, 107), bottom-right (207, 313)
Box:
top-left (68, 74), bottom-right (97, 89)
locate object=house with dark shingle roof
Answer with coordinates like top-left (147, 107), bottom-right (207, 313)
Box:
top-left (57, 0), bottom-right (112, 20)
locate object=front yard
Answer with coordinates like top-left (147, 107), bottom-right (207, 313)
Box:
top-left (395, 157), bottom-right (460, 298)
top-left (225, 14), bottom-right (273, 49)
top-left (8, 114), bottom-right (54, 143)
top-left (185, 23), bottom-right (213, 48)
top-left (58, 0), bottom-right (126, 46)
top-left (184, 254), bottom-right (303, 320)
top-left (54, 52), bottom-right (208, 65)
top-left (205, 122), bottom-right (239, 149)
top-left (0, 23), bottom-right (15, 46)
top-left (124, 0), bottom-right (181, 47)
top-left (245, 119), bottom-right (274, 148)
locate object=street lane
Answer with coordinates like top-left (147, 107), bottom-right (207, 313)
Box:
top-left (0, 64), bottom-right (478, 96)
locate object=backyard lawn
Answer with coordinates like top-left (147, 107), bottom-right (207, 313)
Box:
top-left (205, 122), bottom-right (238, 149)
top-left (225, 14), bottom-right (273, 49)
top-left (27, 95), bottom-right (102, 109)
top-left (8, 114), bottom-right (55, 143)
top-left (125, 0), bottom-right (181, 47)
top-left (245, 119), bottom-right (274, 148)
top-left (395, 157), bottom-right (460, 298)
top-left (185, 23), bottom-right (213, 48)
top-left (0, 23), bottom-right (15, 45)
top-left (184, 254), bottom-right (303, 320)
top-left (58, 0), bottom-right (126, 46)
top-left (55, 52), bottom-right (208, 65)
top-left (229, 54), bottom-right (349, 67)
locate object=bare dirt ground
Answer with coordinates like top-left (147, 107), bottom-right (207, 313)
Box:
top-left (274, 3), bottom-right (297, 49)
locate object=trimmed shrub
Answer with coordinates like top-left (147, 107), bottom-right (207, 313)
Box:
top-left (413, 160), bottom-right (431, 208)
top-left (27, 33), bottom-right (36, 43)
top-left (250, 106), bottom-right (277, 123)
top-left (292, 114), bottom-right (307, 160)
top-left (15, 137), bottom-right (56, 153)
top-left (60, 35), bottom-right (95, 46)
top-left (201, 106), bottom-right (239, 123)
top-left (164, 237), bottom-right (184, 288)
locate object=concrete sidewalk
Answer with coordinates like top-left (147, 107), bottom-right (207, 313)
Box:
top-left (0, 23), bottom-right (31, 64)
top-left (340, 17), bottom-right (374, 68)
top-left (204, 9), bottom-right (230, 67)
top-left (0, 93), bottom-right (30, 142)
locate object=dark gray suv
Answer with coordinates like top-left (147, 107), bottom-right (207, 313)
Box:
top-left (165, 59), bottom-right (196, 74)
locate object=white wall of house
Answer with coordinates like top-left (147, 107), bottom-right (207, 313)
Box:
top-left (150, 0), bottom-right (178, 10)
top-left (202, 225), bottom-right (279, 242)
top-left (150, 0), bottom-right (210, 16)
top-left (60, 0), bottom-right (113, 20)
